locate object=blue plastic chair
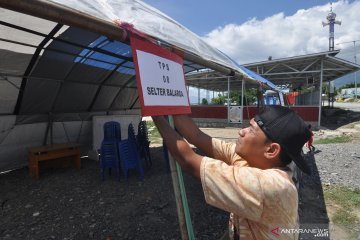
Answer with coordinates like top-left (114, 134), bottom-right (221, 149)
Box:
top-left (99, 121), bottom-right (121, 181)
top-left (137, 121), bottom-right (152, 168)
top-left (128, 123), bottom-right (136, 143)
top-left (128, 123), bottom-right (140, 158)
top-left (116, 123), bottom-right (144, 181)
top-left (118, 139), bottom-right (144, 181)
top-left (99, 141), bottom-right (120, 181)
top-left (103, 121), bottom-right (121, 142)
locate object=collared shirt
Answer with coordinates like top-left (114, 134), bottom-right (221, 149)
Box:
top-left (200, 138), bottom-right (299, 240)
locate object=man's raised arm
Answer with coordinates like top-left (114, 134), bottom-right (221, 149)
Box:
top-left (152, 115), bottom-right (202, 180)
top-left (173, 115), bottom-right (214, 158)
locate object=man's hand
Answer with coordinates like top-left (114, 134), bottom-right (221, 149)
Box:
top-left (173, 115), bottom-right (214, 158)
top-left (152, 115), bottom-right (202, 180)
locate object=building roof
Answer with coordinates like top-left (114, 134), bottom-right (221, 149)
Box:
top-left (243, 50), bottom-right (360, 88)
top-left (185, 50), bottom-right (360, 92)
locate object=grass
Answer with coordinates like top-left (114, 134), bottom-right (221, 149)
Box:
top-left (323, 185), bottom-right (360, 227)
top-left (314, 135), bottom-right (352, 144)
top-left (332, 209), bottom-right (359, 226)
top-left (146, 120), bottom-right (163, 145)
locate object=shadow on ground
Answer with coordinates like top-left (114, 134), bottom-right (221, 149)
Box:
top-left (321, 107), bottom-right (360, 130)
top-left (298, 152), bottom-right (330, 240)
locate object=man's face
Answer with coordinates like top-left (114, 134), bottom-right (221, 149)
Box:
top-left (235, 118), bottom-right (270, 167)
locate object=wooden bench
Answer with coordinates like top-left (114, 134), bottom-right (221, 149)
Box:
top-left (28, 143), bottom-right (81, 179)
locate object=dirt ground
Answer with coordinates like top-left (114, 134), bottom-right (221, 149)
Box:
top-left (0, 147), bottom-right (228, 240)
top-left (0, 142), bottom-right (335, 240)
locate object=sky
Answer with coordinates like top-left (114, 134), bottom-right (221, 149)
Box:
top-left (143, 0), bottom-right (360, 92)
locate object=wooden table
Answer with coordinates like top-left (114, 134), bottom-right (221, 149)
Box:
top-left (28, 143), bottom-right (81, 179)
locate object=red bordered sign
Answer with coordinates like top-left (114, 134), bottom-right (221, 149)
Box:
top-left (130, 37), bottom-right (191, 116)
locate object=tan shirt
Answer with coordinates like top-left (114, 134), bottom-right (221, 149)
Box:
top-left (200, 138), bottom-right (299, 240)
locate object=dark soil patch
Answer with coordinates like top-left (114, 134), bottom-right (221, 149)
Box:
top-left (321, 107), bottom-right (360, 130)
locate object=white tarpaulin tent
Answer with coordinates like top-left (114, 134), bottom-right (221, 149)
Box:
top-left (0, 0), bottom-right (277, 171)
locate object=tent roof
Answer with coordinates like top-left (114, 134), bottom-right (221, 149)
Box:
top-left (243, 50), bottom-right (360, 87)
top-left (0, 0), bottom-right (264, 82)
top-left (0, 0), bottom-right (280, 124)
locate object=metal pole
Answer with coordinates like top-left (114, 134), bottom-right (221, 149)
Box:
top-left (328, 82), bottom-right (331, 107)
top-left (227, 77), bottom-right (230, 123)
top-left (197, 87), bottom-right (200, 105)
top-left (241, 79), bottom-right (244, 123)
top-left (318, 59), bottom-right (324, 128)
top-left (354, 41), bottom-right (357, 100)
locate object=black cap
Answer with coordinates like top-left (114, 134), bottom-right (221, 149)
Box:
top-left (254, 106), bottom-right (312, 174)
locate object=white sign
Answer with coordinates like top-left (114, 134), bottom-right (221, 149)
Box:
top-left (131, 37), bottom-right (191, 116)
top-left (136, 50), bottom-right (189, 106)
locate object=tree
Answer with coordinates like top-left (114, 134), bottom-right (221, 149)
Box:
top-left (210, 89), bottom-right (257, 106)
top-left (322, 84), bottom-right (329, 95)
top-left (211, 95), bottom-right (226, 105)
top-left (338, 82), bottom-right (356, 92)
top-left (201, 98), bottom-right (208, 105)
top-left (243, 89), bottom-right (257, 106)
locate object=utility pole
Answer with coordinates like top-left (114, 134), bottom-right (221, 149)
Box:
top-left (337, 40), bottom-right (360, 100)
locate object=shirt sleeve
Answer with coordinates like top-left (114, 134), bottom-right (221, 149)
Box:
top-left (200, 156), bottom-right (264, 222)
top-left (211, 138), bottom-right (242, 165)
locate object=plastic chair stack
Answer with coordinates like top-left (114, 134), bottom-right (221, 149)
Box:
top-left (99, 121), bottom-right (121, 181)
top-left (118, 123), bottom-right (144, 181)
top-left (103, 121), bottom-right (121, 142)
top-left (137, 121), bottom-right (152, 168)
top-left (100, 141), bottom-right (120, 181)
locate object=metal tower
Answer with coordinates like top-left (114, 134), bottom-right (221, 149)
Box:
top-left (322, 3), bottom-right (341, 51)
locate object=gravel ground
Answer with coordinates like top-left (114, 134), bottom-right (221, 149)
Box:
top-left (313, 142), bottom-right (360, 189)
top-left (298, 140), bottom-right (360, 240)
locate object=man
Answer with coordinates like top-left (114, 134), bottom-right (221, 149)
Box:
top-left (306, 124), bottom-right (315, 153)
top-left (152, 105), bottom-right (311, 240)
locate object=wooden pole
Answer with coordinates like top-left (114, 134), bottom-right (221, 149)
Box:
top-left (167, 116), bottom-right (195, 240)
top-left (166, 117), bottom-right (188, 240)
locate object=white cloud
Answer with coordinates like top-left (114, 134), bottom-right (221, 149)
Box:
top-left (202, 0), bottom-right (360, 64)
